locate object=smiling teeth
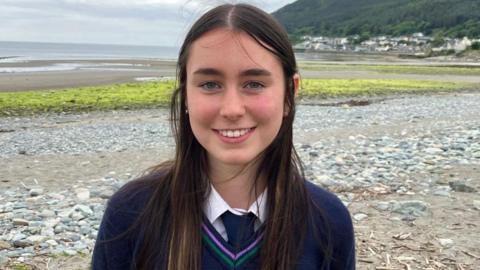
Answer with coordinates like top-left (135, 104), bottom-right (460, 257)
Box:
top-left (219, 128), bottom-right (251, 138)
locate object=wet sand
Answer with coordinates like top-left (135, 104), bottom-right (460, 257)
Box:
top-left (1, 58), bottom-right (480, 92)
top-left (0, 59), bottom-right (177, 92)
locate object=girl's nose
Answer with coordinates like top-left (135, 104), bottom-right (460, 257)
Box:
top-left (219, 87), bottom-right (246, 120)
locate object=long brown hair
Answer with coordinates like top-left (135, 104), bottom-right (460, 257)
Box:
top-left (124, 4), bottom-right (332, 269)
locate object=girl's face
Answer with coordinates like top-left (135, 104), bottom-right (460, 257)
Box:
top-left (186, 28), bottom-right (290, 168)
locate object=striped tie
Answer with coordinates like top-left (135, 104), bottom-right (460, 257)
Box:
top-left (221, 211), bottom-right (256, 248)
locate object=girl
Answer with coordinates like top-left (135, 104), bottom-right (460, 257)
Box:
top-left (92, 3), bottom-right (355, 270)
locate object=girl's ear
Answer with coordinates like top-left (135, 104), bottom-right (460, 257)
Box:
top-left (293, 73), bottom-right (300, 97)
top-left (284, 73), bottom-right (301, 117)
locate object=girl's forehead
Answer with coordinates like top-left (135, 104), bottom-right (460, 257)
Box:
top-left (187, 28), bottom-right (282, 72)
top-left (193, 28), bottom-right (239, 47)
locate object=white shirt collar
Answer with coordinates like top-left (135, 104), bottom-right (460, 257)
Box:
top-left (204, 185), bottom-right (268, 225)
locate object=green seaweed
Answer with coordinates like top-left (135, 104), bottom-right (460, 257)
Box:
top-left (299, 62), bottom-right (480, 76)
top-left (0, 79), bottom-right (478, 116)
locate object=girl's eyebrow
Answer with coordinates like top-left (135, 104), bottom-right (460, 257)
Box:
top-left (192, 68), bottom-right (272, 77)
top-left (240, 68), bottom-right (272, 77)
top-left (193, 68), bottom-right (223, 76)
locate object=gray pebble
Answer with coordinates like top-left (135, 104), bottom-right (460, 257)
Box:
top-left (438, 238), bottom-right (454, 248)
top-left (392, 200), bottom-right (429, 217)
top-left (12, 233), bottom-right (27, 242)
top-left (29, 188), bottom-right (44, 197)
top-left (13, 239), bottom-right (33, 248)
top-left (80, 226), bottom-right (91, 235)
top-left (46, 240), bottom-right (58, 247)
top-left (449, 181), bottom-right (477, 193)
top-left (54, 225), bottom-right (66, 234)
top-left (473, 200), bottom-right (480, 210)
top-left (64, 249), bottom-right (78, 256)
top-left (40, 210), bottom-right (56, 218)
top-left (26, 235), bottom-right (46, 243)
top-left (0, 253), bottom-right (8, 265)
top-left (353, 213), bottom-right (368, 221)
top-left (68, 233), bottom-right (81, 242)
top-left (12, 218), bottom-right (29, 226)
top-left (6, 249), bottom-right (25, 258)
top-left (75, 188), bottom-right (91, 201)
top-left (74, 204), bottom-right (93, 216)
top-left (433, 186), bottom-right (451, 197)
top-left (0, 240), bottom-right (11, 250)
top-left (98, 189), bottom-right (114, 199)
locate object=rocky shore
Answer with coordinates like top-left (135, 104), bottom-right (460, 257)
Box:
top-left (1, 92), bottom-right (479, 269)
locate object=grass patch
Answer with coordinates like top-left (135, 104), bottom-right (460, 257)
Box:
top-left (299, 62), bottom-right (480, 76)
top-left (0, 81), bottom-right (175, 116)
top-left (0, 79), bottom-right (478, 116)
top-left (299, 79), bottom-right (477, 98)
top-left (10, 263), bottom-right (31, 270)
top-left (367, 65), bottom-right (480, 75)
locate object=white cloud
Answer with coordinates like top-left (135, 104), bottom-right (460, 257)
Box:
top-left (0, 0), bottom-right (296, 46)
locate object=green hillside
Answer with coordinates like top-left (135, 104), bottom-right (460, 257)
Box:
top-left (273, 0), bottom-right (480, 39)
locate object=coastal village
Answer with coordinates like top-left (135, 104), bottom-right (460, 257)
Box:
top-left (295, 33), bottom-right (480, 56)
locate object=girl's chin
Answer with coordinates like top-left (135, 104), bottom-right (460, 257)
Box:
top-left (209, 154), bottom-right (260, 167)
top-left (218, 158), bottom-right (255, 166)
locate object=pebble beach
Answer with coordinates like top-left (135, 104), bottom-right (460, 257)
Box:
top-left (1, 91), bottom-right (479, 269)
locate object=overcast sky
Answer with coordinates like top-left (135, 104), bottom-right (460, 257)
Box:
top-left (0, 0), bottom-right (295, 46)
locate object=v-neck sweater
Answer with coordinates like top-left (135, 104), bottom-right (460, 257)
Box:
top-left (92, 180), bottom-right (355, 269)
top-left (204, 185), bottom-right (267, 241)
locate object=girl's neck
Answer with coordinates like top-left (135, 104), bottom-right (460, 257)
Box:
top-left (209, 162), bottom-right (265, 210)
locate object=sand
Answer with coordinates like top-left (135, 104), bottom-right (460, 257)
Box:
top-left (2, 58), bottom-right (480, 93)
top-left (0, 59), bottom-right (177, 92)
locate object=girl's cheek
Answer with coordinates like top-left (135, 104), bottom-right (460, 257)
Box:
top-left (249, 94), bottom-right (283, 119)
top-left (191, 98), bottom-right (220, 123)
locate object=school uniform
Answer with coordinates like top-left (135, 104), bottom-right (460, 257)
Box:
top-left (203, 185), bottom-right (267, 241)
top-left (92, 180), bottom-right (355, 269)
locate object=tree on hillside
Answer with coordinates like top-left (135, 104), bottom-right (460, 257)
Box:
top-left (471, 42), bottom-right (480, 50)
top-left (431, 34), bottom-right (445, 47)
top-left (273, 0), bottom-right (480, 39)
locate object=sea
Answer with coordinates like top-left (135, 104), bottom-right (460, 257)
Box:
top-left (1, 40), bottom-right (393, 62)
top-left (0, 40), bottom-right (397, 74)
top-left (0, 41), bottom-right (180, 62)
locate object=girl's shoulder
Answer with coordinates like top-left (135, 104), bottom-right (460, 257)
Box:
top-left (105, 170), bottom-right (167, 222)
top-left (304, 180), bottom-right (356, 269)
top-left (305, 180), bottom-right (352, 226)
top-left (92, 171), bottom-right (169, 269)
top-left (304, 180), bottom-right (354, 239)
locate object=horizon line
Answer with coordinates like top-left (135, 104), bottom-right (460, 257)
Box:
top-left (0, 40), bottom-right (180, 48)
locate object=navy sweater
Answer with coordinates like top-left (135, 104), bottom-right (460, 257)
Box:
top-left (92, 179), bottom-right (355, 269)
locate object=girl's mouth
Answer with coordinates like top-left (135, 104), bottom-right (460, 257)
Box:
top-left (214, 127), bottom-right (256, 143)
top-left (218, 128), bottom-right (252, 138)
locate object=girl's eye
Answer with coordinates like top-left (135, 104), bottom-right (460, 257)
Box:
top-left (200, 82), bottom-right (221, 90)
top-left (244, 81), bottom-right (264, 90)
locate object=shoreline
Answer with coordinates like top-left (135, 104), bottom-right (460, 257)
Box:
top-left (1, 57), bottom-right (480, 92)
top-left (0, 59), bottom-right (177, 92)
